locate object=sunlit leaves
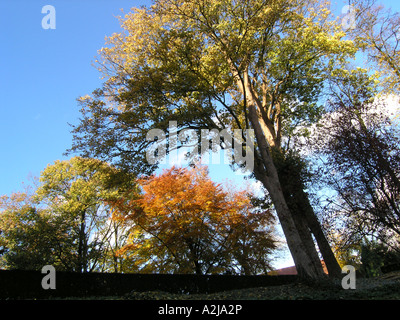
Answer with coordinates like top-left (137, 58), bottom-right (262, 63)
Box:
top-left (32, 157), bottom-right (137, 272)
top-left (0, 192), bottom-right (75, 270)
top-left (69, 0), bottom-right (357, 170)
top-left (111, 165), bottom-right (277, 274)
top-left (348, 0), bottom-right (400, 96)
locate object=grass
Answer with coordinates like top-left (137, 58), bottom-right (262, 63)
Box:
top-left (62, 272), bottom-right (400, 300)
top-left (122, 278), bottom-right (400, 300)
top-left (16, 271), bottom-right (398, 300)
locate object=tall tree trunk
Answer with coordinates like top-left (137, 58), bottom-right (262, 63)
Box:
top-left (248, 104), bottom-right (325, 279)
top-left (291, 208), bottom-right (324, 272)
top-left (254, 168), bottom-right (324, 278)
top-left (229, 64), bottom-right (325, 278)
top-left (78, 209), bottom-right (87, 273)
top-left (272, 149), bottom-right (342, 278)
top-left (303, 196), bottom-right (342, 278)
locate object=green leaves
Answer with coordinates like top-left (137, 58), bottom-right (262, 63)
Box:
top-left (0, 193), bottom-right (75, 270)
top-left (0, 157), bottom-right (139, 272)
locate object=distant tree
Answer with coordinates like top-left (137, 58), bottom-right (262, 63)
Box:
top-left (310, 68), bottom-right (400, 255)
top-left (34, 157), bottom-right (137, 272)
top-left (0, 192), bottom-right (74, 270)
top-left (0, 158), bottom-right (137, 272)
top-left (111, 165), bottom-right (278, 275)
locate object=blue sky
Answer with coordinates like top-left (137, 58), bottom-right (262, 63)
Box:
top-left (1, 0), bottom-right (399, 268)
top-left (0, 0), bottom-right (153, 195)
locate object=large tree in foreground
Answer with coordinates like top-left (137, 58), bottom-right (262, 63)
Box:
top-left (69, 0), bottom-right (356, 278)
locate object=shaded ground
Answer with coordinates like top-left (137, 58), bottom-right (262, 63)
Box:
top-left (122, 272), bottom-right (400, 300)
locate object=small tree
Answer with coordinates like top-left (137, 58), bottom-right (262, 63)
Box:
top-left (111, 165), bottom-right (278, 275)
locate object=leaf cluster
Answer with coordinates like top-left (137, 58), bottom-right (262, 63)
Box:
top-left (111, 165), bottom-right (278, 275)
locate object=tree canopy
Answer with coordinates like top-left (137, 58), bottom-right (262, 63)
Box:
top-left (111, 165), bottom-right (278, 275)
top-left (0, 157), bottom-right (136, 272)
top-left (0, 159), bottom-right (278, 274)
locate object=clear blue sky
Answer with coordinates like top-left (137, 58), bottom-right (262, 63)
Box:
top-left (0, 0), bottom-right (399, 268)
top-left (0, 0), bottom-right (152, 195)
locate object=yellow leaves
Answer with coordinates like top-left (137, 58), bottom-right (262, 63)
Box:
top-left (77, 94), bottom-right (92, 103)
top-left (34, 157), bottom-right (133, 220)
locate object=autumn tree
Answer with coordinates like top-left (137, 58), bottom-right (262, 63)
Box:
top-left (0, 158), bottom-right (137, 272)
top-left (111, 165), bottom-right (278, 275)
top-left (68, 0), bottom-right (358, 278)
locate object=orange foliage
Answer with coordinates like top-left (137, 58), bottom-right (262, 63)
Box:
top-left (111, 165), bottom-right (277, 274)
